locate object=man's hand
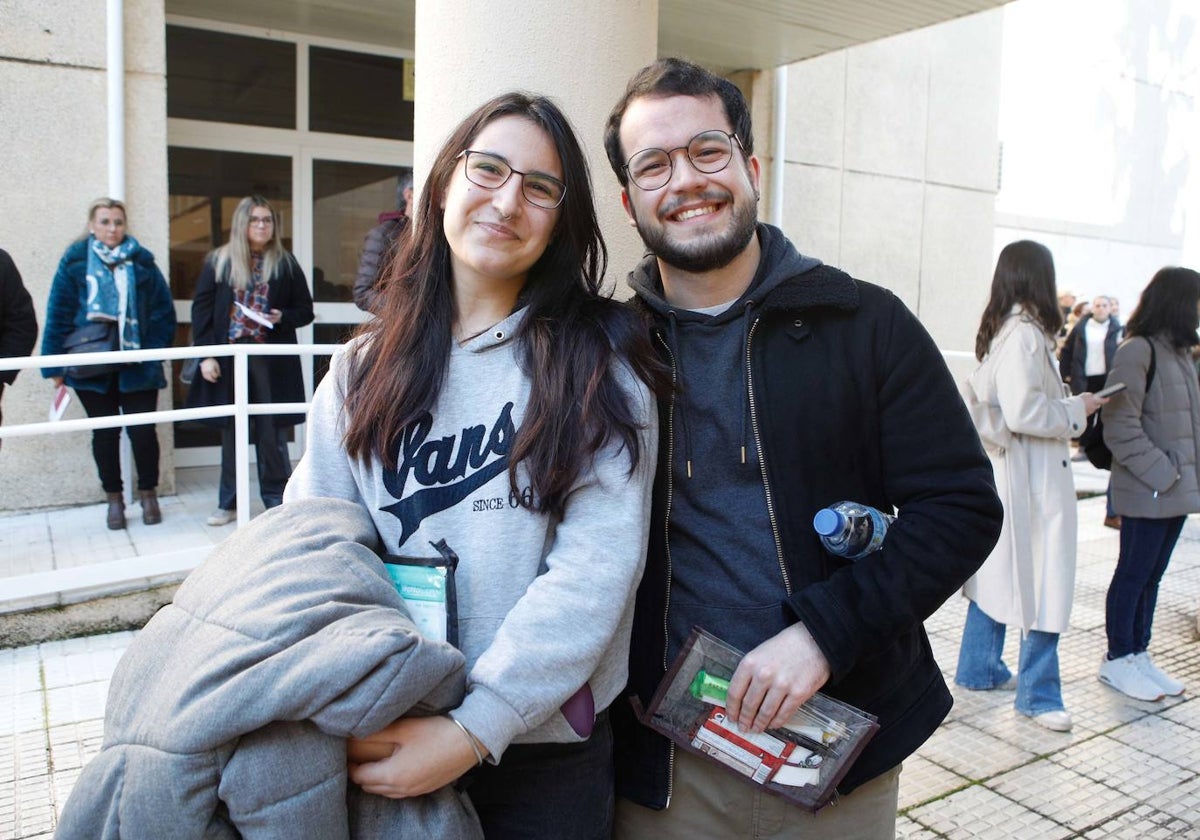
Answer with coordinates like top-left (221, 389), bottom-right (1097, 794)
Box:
top-left (725, 623), bottom-right (831, 733)
top-left (348, 716), bottom-right (488, 799)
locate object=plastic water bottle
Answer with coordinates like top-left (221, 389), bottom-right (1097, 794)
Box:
top-left (812, 501), bottom-right (895, 560)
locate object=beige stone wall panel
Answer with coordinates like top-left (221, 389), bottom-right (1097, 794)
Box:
top-left (1, 0), bottom-right (169, 511)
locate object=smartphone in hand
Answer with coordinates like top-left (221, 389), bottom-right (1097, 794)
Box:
top-left (1095, 382), bottom-right (1127, 398)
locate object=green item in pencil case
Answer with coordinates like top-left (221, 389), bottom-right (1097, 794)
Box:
top-left (688, 669), bottom-right (851, 745)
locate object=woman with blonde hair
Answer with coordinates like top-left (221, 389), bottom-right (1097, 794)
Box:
top-left (187, 196), bottom-right (314, 524)
top-left (42, 198), bottom-right (176, 529)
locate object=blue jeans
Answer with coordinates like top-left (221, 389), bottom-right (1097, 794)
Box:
top-left (956, 600), bottom-right (1064, 715)
top-left (461, 710), bottom-right (613, 840)
top-left (1105, 515), bottom-right (1185, 658)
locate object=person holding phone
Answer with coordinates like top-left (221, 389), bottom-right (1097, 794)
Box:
top-left (957, 241), bottom-right (1106, 732)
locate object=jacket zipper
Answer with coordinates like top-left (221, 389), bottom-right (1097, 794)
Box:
top-left (656, 330), bottom-right (678, 806)
top-left (746, 317), bottom-right (793, 595)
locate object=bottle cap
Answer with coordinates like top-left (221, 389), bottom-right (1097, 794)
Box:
top-left (813, 508), bottom-right (844, 537)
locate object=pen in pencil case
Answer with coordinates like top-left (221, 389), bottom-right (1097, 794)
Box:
top-left (689, 670), bottom-right (852, 746)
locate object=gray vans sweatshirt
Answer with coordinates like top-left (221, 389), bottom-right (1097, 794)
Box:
top-left (285, 308), bottom-right (657, 760)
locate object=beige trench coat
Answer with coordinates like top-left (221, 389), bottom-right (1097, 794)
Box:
top-left (961, 310), bottom-right (1087, 633)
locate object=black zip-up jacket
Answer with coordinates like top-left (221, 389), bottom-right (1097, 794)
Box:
top-left (614, 225), bottom-right (1003, 807)
top-left (1059, 313), bottom-right (1122, 394)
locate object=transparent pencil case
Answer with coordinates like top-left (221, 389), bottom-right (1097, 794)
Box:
top-left (633, 627), bottom-right (879, 812)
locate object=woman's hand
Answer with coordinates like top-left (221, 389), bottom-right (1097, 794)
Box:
top-left (348, 716), bottom-right (488, 799)
top-left (1081, 392), bottom-right (1108, 416)
top-left (200, 357), bottom-right (221, 383)
top-left (267, 308), bottom-right (282, 325)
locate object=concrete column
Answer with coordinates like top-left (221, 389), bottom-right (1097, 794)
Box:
top-left (414, 0), bottom-right (658, 295)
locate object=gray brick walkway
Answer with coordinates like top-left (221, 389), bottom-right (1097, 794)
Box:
top-left (2, 472), bottom-right (1198, 838)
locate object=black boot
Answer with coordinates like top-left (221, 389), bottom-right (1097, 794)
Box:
top-left (140, 489), bottom-right (162, 525)
top-left (106, 492), bottom-right (126, 530)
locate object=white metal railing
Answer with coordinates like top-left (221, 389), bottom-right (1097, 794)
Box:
top-left (0, 343), bottom-right (979, 608)
top-left (0, 342), bottom-right (340, 605)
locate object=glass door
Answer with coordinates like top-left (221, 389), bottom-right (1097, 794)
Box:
top-left (309, 159), bottom-right (412, 387)
top-left (168, 148), bottom-right (295, 466)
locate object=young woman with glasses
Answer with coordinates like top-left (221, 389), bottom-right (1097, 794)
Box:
top-left (41, 198), bottom-right (176, 530)
top-left (187, 195), bottom-right (314, 524)
top-left (285, 93), bottom-right (666, 838)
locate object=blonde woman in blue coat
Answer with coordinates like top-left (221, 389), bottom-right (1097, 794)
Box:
top-left (41, 198), bottom-right (176, 530)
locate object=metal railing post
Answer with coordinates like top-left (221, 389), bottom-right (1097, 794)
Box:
top-left (233, 347), bottom-right (252, 527)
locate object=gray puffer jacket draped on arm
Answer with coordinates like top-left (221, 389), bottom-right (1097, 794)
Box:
top-left (55, 498), bottom-right (481, 840)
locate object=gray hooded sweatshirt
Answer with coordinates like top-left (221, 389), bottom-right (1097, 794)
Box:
top-left (55, 498), bottom-right (481, 840)
top-left (285, 308), bottom-right (658, 760)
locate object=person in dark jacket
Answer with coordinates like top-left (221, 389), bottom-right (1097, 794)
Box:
top-left (602, 58), bottom-right (1003, 838)
top-left (41, 199), bottom-right (176, 528)
top-left (353, 171), bottom-right (413, 313)
top-left (186, 195), bottom-right (314, 525)
top-left (1060, 295), bottom-right (1124, 526)
top-left (0, 248), bottom-right (38, 448)
top-left (1060, 295), bottom-right (1122, 394)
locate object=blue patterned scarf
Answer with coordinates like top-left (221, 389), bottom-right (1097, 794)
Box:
top-left (86, 235), bottom-right (142, 351)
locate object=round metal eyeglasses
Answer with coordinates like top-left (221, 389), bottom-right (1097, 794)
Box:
top-left (623, 129), bottom-right (743, 191)
top-left (457, 150), bottom-right (567, 209)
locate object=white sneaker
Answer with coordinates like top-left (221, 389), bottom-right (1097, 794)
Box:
top-left (1030, 710), bottom-right (1073, 732)
top-left (1134, 652), bottom-right (1185, 696)
top-left (1098, 654), bottom-right (1165, 701)
top-left (206, 508), bottom-right (236, 526)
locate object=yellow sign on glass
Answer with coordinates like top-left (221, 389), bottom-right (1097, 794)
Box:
top-left (403, 59), bottom-right (415, 101)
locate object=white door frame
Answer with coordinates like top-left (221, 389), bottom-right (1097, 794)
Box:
top-left (166, 16), bottom-right (413, 467)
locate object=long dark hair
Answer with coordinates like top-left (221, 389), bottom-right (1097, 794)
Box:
top-left (975, 240), bottom-right (1063, 361)
top-left (1125, 267), bottom-right (1200, 349)
top-left (341, 92), bottom-right (667, 518)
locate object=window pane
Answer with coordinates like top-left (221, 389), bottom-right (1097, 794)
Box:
top-left (313, 160), bottom-right (409, 303)
top-left (168, 147), bottom-right (294, 449)
top-left (167, 25), bottom-right (296, 129)
top-left (310, 47), bottom-right (412, 140)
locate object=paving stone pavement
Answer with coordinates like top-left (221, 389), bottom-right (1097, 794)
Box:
top-left (2, 480), bottom-right (1198, 837)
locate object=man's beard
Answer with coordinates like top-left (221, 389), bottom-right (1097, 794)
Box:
top-left (633, 191), bottom-right (758, 273)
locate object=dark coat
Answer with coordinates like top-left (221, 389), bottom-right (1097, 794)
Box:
top-left (616, 251), bottom-right (1003, 807)
top-left (0, 248), bottom-right (38, 386)
top-left (1059, 314), bottom-right (1122, 393)
top-left (352, 212), bottom-right (408, 313)
top-left (185, 251), bottom-right (314, 428)
top-left (40, 239), bottom-right (176, 394)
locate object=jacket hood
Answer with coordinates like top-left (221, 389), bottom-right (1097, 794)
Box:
top-left (625, 223), bottom-right (842, 481)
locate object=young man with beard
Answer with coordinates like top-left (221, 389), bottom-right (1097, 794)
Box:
top-left (603, 58), bottom-right (1003, 838)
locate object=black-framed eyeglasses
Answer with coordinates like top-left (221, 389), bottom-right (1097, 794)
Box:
top-left (456, 150), bottom-right (567, 209)
top-left (623, 129), bottom-right (744, 191)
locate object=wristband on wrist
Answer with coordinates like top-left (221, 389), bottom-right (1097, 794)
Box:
top-left (451, 717), bottom-right (484, 767)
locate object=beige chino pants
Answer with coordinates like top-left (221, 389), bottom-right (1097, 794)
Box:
top-left (615, 749), bottom-right (900, 840)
